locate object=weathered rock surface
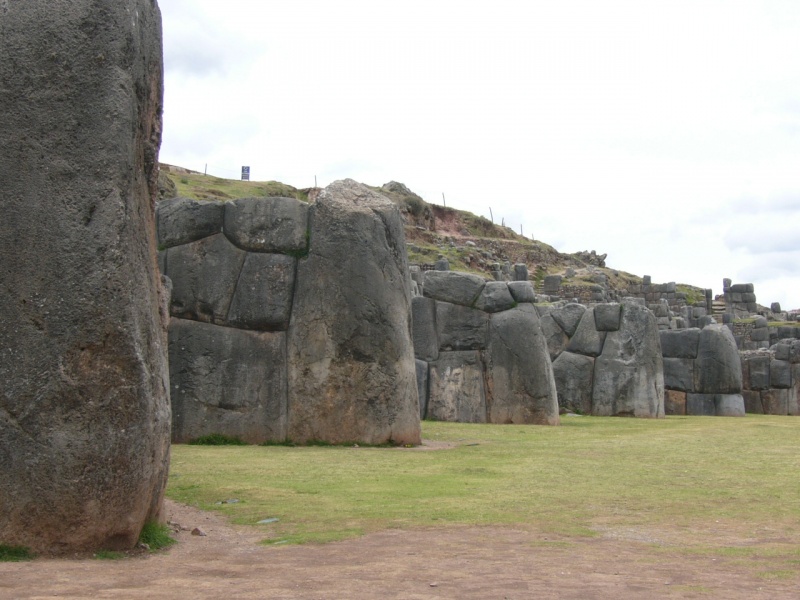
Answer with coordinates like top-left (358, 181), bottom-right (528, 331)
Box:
top-left (427, 351), bottom-right (488, 423)
top-left (157, 197), bottom-right (224, 248)
top-left (223, 196), bottom-right (309, 253)
top-left (551, 304), bottom-right (586, 338)
top-left (164, 234), bottom-right (247, 324)
top-left (411, 296), bottom-right (439, 361)
top-left (660, 329), bottom-right (700, 359)
top-left (540, 314), bottom-right (569, 361)
top-left (485, 306), bottom-right (560, 425)
top-left (226, 253), bottom-right (296, 331)
top-left (169, 319), bottom-right (287, 443)
top-left (566, 309), bottom-right (606, 357)
top-left (592, 303), bottom-right (664, 417)
top-left (474, 282), bottom-right (516, 313)
top-left (287, 180), bottom-right (420, 445)
top-left (508, 281), bottom-right (536, 303)
top-left (694, 325), bottom-right (743, 395)
top-left (422, 271), bottom-right (486, 307)
top-left (436, 302), bottom-right (490, 351)
top-left (552, 351), bottom-right (595, 415)
top-left (0, 0), bottom-right (170, 553)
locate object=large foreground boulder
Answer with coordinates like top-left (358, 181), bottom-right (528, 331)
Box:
top-left (0, 1), bottom-right (170, 553)
top-left (287, 180), bottom-right (421, 445)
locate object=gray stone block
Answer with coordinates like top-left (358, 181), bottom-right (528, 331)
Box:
top-left (513, 263), bottom-right (528, 281)
top-left (715, 394), bottom-right (745, 416)
top-left (508, 281), bottom-right (536, 303)
top-left (543, 275), bottom-right (562, 293)
top-left (485, 305), bottom-right (559, 425)
top-left (169, 319), bottom-right (288, 444)
top-left (770, 359), bottom-right (792, 388)
top-left (540, 313), bottom-right (569, 361)
top-left (551, 303), bottom-right (587, 338)
top-left (416, 359), bottom-right (429, 419)
top-left (754, 316), bottom-right (768, 328)
top-left (660, 328), bottom-right (701, 358)
top-left (427, 351), bottom-right (487, 423)
top-left (663, 357), bottom-right (694, 392)
top-left (761, 389), bottom-right (790, 415)
top-left (436, 301), bottom-right (490, 351)
top-left (747, 356), bottom-right (771, 390)
top-left (164, 234), bottom-right (247, 325)
top-left (412, 296), bottom-right (439, 361)
top-left (730, 283), bottom-right (754, 293)
top-left (686, 393), bottom-right (716, 416)
top-left (742, 293), bottom-right (757, 303)
top-left (592, 303), bottom-right (664, 417)
top-left (694, 325), bottom-right (743, 394)
top-left (224, 196), bottom-right (309, 254)
top-left (157, 197), bottom-right (225, 248)
top-left (566, 309), bottom-right (607, 357)
top-left (594, 303), bottom-right (622, 332)
top-left (227, 253), bottom-right (296, 331)
top-left (773, 343), bottom-right (791, 361)
top-left (0, 0), bottom-right (170, 552)
top-left (552, 351), bottom-right (594, 415)
top-left (750, 327), bottom-right (770, 342)
top-left (286, 180), bottom-right (420, 445)
top-left (423, 271), bottom-right (486, 307)
top-left (474, 281), bottom-right (516, 313)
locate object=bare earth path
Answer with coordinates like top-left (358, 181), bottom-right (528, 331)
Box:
top-left (1, 500), bottom-right (797, 599)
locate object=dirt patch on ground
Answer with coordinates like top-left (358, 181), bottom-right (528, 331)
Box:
top-left (1, 500), bottom-right (797, 599)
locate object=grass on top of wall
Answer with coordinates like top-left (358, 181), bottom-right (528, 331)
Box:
top-left (166, 416), bottom-right (800, 547)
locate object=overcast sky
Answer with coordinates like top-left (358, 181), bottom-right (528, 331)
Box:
top-left (158, 0), bottom-right (800, 310)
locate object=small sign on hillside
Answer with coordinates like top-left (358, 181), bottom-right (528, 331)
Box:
top-left (241, 166), bottom-right (250, 181)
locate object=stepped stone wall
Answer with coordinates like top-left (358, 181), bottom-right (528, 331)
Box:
top-left (159, 181), bottom-right (421, 445)
top-left (0, 0), bottom-right (170, 553)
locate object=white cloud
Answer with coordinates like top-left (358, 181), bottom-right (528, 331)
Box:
top-left (159, 0), bottom-right (800, 309)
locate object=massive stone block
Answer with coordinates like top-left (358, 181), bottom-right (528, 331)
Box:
top-left (287, 180), bottom-right (420, 445)
top-left (0, 0), bottom-right (170, 553)
top-left (474, 281), bottom-right (516, 313)
top-left (592, 303), bottom-right (664, 417)
top-left (411, 296), bottom-right (439, 361)
top-left (436, 301), bottom-right (490, 351)
top-left (169, 319), bottom-right (287, 443)
top-left (659, 328), bottom-right (700, 359)
top-left (157, 197), bottom-right (224, 248)
top-left (163, 234), bottom-right (247, 324)
top-left (566, 309), bottom-right (606, 357)
top-left (552, 351), bottom-right (595, 415)
top-left (484, 306), bottom-right (560, 425)
top-left (540, 314), bottom-right (569, 361)
top-left (550, 304), bottom-right (586, 338)
top-left (662, 357), bottom-right (694, 392)
top-left (694, 325), bottom-right (743, 395)
top-left (423, 271), bottom-right (486, 306)
top-left (427, 351), bottom-right (488, 423)
top-left (223, 196), bottom-right (309, 253)
top-left (226, 253), bottom-right (296, 331)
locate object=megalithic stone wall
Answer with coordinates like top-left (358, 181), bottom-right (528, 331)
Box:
top-left (660, 325), bottom-right (746, 416)
top-left (740, 340), bottom-right (800, 415)
top-left (0, 1), bottom-right (171, 553)
top-left (412, 274), bottom-right (560, 425)
top-left (159, 180), bottom-right (421, 446)
top-left (547, 301), bottom-right (665, 417)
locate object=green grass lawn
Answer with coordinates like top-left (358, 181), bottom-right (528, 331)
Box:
top-left (167, 416), bottom-right (800, 547)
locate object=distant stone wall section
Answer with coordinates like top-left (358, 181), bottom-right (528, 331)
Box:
top-left (545, 301), bottom-right (665, 417)
top-left (159, 181), bottom-right (421, 445)
top-left (412, 273), bottom-right (560, 425)
top-left (660, 326), bottom-right (745, 416)
top-left (740, 340), bottom-right (800, 415)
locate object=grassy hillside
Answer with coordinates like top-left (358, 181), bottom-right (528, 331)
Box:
top-left (159, 164), bottom-right (708, 299)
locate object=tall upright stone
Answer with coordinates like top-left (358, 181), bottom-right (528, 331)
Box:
top-left (0, 1), bottom-right (170, 553)
top-left (287, 180), bottom-right (421, 445)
